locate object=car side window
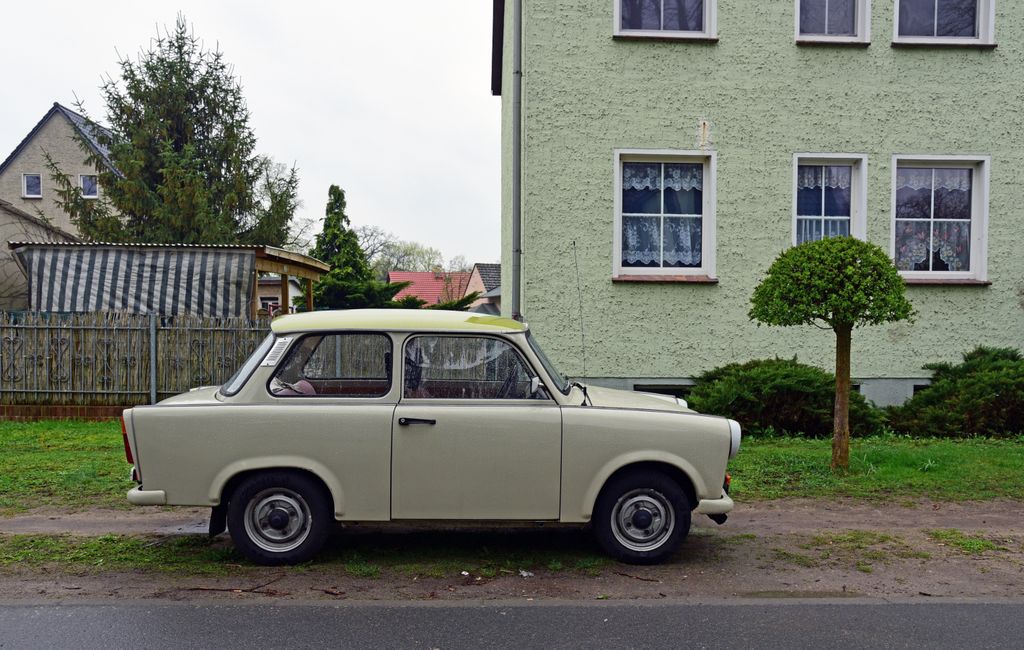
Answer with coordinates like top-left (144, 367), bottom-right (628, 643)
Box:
top-left (270, 333), bottom-right (392, 398)
top-left (404, 336), bottom-right (544, 400)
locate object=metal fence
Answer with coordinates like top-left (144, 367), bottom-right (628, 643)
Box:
top-left (0, 312), bottom-right (271, 406)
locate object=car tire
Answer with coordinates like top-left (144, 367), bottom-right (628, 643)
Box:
top-left (593, 470), bottom-right (691, 565)
top-left (226, 471), bottom-right (333, 566)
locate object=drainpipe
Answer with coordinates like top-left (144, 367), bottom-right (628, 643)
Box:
top-left (510, 0), bottom-right (523, 321)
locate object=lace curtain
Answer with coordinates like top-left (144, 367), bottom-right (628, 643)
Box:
top-left (620, 0), bottom-right (704, 31)
top-left (622, 217), bottom-right (702, 267)
top-left (897, 168), bottom-right (972, 192)
top-left (622, 163), bottom-right (702, 192)
top-left (622, 162), bottom-right (703, 267)
top-left (797, 165), bottom-right (852, 220)
top-left (797, 165), bottom-right (851, 191)
top-left (894, 221), bottom-right (971, 272)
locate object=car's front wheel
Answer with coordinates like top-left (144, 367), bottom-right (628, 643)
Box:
top-left (227, 471), bottom-right (332, 565)
top-left (593, 470), bottom-right (691, 564)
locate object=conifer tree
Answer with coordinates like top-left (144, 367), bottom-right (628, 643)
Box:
top-left (49, 15), bottom-right (297, 245)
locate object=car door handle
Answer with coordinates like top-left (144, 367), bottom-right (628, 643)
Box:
top-left (398, 417), bottom-right (436, 426)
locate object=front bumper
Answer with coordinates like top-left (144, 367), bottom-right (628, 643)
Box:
top-left (127, 487), bottom-right (167, 506)
top-left (694, 492), bottom-right (734, 515)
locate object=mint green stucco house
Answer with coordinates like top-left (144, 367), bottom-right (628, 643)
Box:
top-left (492, 0), bottom-right (1022, 406)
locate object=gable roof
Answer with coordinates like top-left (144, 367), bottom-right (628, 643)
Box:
top-left (473, 263), bottom-right (501, 291)
top-left (0, 103), bottom-right (115, 177)
top-left (388, 271), bottom-right (473, 305)
top-left (0, 199), bottom-right (80, 241)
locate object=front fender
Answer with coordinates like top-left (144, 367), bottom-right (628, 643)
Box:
top-left (209, 456), bottom-right (346, 518)
top-left (576, 450), bottom-right (708, 521)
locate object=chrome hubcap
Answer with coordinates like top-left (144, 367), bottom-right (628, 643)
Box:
top-left (243, 488), bottom-right (312, 553)
top-left (610, 488), bottom-right (674, 552)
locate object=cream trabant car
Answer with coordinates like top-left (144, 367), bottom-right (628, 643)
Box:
top-left (123, 310), bottom-right (740, 565)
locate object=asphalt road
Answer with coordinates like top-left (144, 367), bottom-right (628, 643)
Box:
top-left (0, 600), bottom-right (1021, 649)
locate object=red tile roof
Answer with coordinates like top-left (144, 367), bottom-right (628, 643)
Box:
top-left (388, 271), bottom-right (472, 305)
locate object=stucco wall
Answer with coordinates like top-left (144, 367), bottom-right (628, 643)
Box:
top-left (503, 0), bottom-right (1024, 384)
top-left (0, 114), bottom-right (97, 235)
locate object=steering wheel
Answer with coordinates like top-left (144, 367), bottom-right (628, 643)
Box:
top-left (495, 372), bottom-right (518, 399)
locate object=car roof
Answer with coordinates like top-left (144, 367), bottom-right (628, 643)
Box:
top-left (270, 309), bottom-right (528, 334)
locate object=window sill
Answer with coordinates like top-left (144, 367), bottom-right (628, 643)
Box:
top-left (796, 38), bottom-right (870, 47)
top-left (612, 275), bottom-right (718, 284)
top-left (903, 278), bottom-right (991, 286)
top-left (891, 40), bottom-right (996, 49)
top-left (613, 33), bottom-right (718, 44)
top-left (21, 196), bottom-right (42, 200)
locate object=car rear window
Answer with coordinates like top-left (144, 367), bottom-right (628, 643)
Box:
top-left (269, 333), bottom-right (392, 398)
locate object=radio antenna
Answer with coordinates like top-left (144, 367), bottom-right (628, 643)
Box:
top-left (571, 241), bottom-right (590, 406)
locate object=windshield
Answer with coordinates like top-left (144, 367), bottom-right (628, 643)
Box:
top-left (220, 334), bottom-right (275, 397)
top-left (526, 331), bottom-right (570, 395)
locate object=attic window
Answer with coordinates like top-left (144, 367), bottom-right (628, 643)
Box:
top-left (22, 174), bottom-right (42, 198)
top-left (81, 175), bottom-right (98, 198)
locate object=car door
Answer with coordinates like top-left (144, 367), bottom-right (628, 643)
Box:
top-left (391, 334), bottom-right (562, 520)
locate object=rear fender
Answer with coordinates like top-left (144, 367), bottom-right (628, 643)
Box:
top-left (209, 456), bottom-right (345, 517)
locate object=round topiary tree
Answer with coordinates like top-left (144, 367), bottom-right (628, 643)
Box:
top-left (749, 237), bottom-right (914, 470)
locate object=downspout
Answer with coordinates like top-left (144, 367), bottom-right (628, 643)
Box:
top-left (510, 0), bottom-right (523, 320)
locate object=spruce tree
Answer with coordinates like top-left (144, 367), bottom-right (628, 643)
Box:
top-left (49, 15), bottom-right (297, 245)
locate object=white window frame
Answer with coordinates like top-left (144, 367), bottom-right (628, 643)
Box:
top-left (613, 149), bottom-right (717, 278)
top-left (792, 154), bottom-right (868, 246)
top-left (890, 154), bottom-right (990, 281)
top-left (892, 0), bottom-right (995, 46)
top-left (795, 0), bottom-right (871, 44)
top-left (613, 0), bottom-right (718, 40)
top-left (79, 174), bottom-right (99, 199)
top-left (22, 173), bottom-right (42, 199)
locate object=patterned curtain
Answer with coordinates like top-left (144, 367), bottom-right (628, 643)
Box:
top-left (894, 167), bottom-right (972, 272)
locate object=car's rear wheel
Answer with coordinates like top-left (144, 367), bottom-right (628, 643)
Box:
top-left (593, 470), bottom-right (691, 564)
top-left (227, 471), bottom-right (332, 565)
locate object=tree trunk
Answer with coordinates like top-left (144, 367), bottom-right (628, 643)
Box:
top-left (832, 324), bottom-right (853, 471)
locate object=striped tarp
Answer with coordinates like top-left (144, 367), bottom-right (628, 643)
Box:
top-left (14, 245), bottom-right (255, 317)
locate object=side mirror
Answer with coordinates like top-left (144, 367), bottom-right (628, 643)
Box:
top-left (530, 376), bottom-right (540, 395)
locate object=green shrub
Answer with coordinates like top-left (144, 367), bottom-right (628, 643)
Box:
top-left (689, 358), bottom-right (884, 437)
top-left (887, 347), bottom-right (1024, 438)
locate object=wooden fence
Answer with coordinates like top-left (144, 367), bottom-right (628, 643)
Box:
top-left (0, 312), bottom-right (271, 407)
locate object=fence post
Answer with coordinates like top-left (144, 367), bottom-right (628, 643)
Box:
top-left (149, 313), bottom-right (158, 404)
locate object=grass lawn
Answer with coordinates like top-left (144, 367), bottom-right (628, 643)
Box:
top-left (0, 529), bottom-right (612, 578)
top-left (0, 419), bottom-right (132, 515)
top-left (730, 435), bottom-right (1024, 501)
top-left (1, 421), bottom-right (1023, 517)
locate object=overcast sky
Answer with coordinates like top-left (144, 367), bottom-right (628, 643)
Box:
top-left (0, 1), bottom-right (501, 263)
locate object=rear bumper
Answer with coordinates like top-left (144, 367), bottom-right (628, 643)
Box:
top-left (694, 492), bottom-right (734, 515)
top-left (127, 487), bottom-right (167, 506)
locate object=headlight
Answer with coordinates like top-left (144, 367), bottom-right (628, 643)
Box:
top-left (727, 419), bottom-right (742, 459)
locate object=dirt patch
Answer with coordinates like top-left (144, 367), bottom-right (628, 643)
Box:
top-left (1, 499), bottom-right (1022, 603)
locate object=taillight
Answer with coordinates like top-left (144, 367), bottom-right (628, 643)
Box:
top-left (724, 473), bottom-right (732, 494)
top-left (121, 416), bottom-right (134, 464)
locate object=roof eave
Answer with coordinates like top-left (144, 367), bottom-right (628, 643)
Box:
top-left (491, 0), bottom-right (505, 96)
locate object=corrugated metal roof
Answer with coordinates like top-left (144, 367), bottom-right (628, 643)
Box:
top-left (8, 241), bottom-right (260, 249)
